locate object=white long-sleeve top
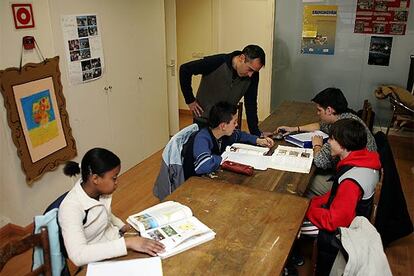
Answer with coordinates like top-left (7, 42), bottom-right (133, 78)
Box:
top-left (58, 179), bottom-right (127, 266)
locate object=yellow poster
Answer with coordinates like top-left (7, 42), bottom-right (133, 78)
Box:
top-left (301, 5), bottom-right (338, 55)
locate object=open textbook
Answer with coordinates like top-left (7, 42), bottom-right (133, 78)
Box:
top-left (127, 201), bottom-right (215, 259)
top-left (221, 143), bottom-right (314, 173)
top-left (221, 143), bottom-right (270, 170)
top-left (268, 145), bottom-right (314, 174)
top-left (285, 130), bottom-right (329, 148)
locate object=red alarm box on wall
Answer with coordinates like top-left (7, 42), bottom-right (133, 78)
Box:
top-left (23, 36), bottom-right (35, 50)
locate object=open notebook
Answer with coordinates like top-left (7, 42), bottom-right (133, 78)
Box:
top-left (284, 130), bottom-right (329, 148)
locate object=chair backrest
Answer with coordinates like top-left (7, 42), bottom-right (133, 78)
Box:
top-left (0, 227), bottom-right (51, 276)
top-left (236, 102), bottom-right (243, 130)
top-left (359, 99), bottom-right (375, 131)
top-left (370, 169), bottom-right (384, 224)
top-left (43, 192), bottom-right (89, 260)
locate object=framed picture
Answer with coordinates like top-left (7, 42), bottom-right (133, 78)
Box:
top-left (0, 56), bottom-right (77, 183)
top-left (11, 3), bottom-right (35, 29)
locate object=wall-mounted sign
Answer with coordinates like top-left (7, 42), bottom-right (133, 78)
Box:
top-left (12, 3), bottom-right (35, 29)
top-left (301, 5), bottom-right (338, 55)
top-left (354, 0), bottom-right (410, 35)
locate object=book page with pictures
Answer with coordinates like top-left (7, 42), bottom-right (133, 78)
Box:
top-left (127, 201), bottom-right (192, 233)
top-left (141, 216), bottom-right (215, 255)
top-left (225, 143), bottom-right (270, 156)
top-left (268, 145), bottom-right (314, 174)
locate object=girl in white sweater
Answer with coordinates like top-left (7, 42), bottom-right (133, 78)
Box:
top-left (59, 148), bottom-right (164, 266)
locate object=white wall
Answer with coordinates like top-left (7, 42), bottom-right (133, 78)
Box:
top-left (0, 0), bottom-right (68, 227)
top-left (217, 0), bottom-right (274, 119)
top-left (271, 1), bottom-right (414, 129)
top-left (0, 0), bottom-right (168, 226)
top-left (176, 0), bottom-right (275, 120)
top-left (176, 0), bottom-right (214, 110)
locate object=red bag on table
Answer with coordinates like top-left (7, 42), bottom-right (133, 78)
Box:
top-left (221, 161), bottom-right (254, 176)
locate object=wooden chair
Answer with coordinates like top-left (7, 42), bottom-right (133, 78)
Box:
top-left (0, 226), bottom-right (51, 276)
top-left (359, 99), bottom-right (375, 132)
top-left (310, 168), bottom-right (384, 275)
top-left (236, 102), bottom-right (243, 129)
top-left (386, 93), bottom-right (414, 135)
top-left (370, 168), bottom-right (384, 224)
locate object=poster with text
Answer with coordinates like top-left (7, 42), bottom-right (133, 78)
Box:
top-left (354, 0), bottom-right (410, 35)
top-left (368, 36), bottom-right (393, 66)
top-left (301, 5), bottom-right (338, 55)
top-left (61, 14), bottom-right (104, 85)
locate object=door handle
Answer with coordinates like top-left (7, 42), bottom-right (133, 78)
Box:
top-left (167, 60), bottom-right (175, 67)
top-left (167, 59), bottom-right (176, 76)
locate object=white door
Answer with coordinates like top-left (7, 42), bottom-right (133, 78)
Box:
top-left (99, 0), bottom-right (169, 170)
top-left (48, 0), bottom-right (114, 157)
top-left (165, 0), bottom-right (180, 135)
top-left (176, 0), bottom-right (215, 111)
top-left (217, 0), bottom-right (274, 120)
top-left (49, 0), bottom-right (169, 172)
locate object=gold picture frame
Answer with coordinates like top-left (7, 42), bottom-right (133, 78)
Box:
top-left (0, 56), bottom-right (77, 183)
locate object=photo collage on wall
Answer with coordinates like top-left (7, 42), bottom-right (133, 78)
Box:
top-left (62, 14), bottom-right (105, 85)
top-left (354, 0), bottom-right (410, 35)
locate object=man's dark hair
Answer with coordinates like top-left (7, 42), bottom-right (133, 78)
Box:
top-left (209, 101), bottom-right (238, 128)
top-left (329, 119), bottom-right (367, 151)
top-left (242, 45), bottom-right (265, 66)
top-left (311, 87), bottom-right (349, 114)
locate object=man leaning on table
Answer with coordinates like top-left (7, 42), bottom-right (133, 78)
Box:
top-left (179, 44), bottom-right (271, 137)
top-left (274, 87), bottom-right (377, 198)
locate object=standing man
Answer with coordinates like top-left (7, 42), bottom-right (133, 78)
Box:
top-left (179, 45), bottom-right (266, 136)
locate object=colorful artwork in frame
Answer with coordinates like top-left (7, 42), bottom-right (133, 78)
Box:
top-left (14, 76), bottom-right (68, 162)
top-left (0, 56), bottom-right (77, 183)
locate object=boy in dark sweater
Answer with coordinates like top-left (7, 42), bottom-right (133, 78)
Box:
top-left (183, 102), bottom-right (273, 179)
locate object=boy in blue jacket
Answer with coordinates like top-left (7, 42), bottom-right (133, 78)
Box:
top-left (182, 101), bottom-right (273, 178)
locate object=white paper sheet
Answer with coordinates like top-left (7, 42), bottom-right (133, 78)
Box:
top-left (86, 257), bottom-right (163, 276)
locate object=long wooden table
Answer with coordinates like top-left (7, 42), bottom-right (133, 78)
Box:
top-left (80, 101), bottom-right (315, 275)
top-left (210, 101), bottom-right (319, 196)
top-left (81, 177), bottom-right (309, 276)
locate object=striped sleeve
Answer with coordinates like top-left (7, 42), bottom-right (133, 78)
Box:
top-left (230, 129), bottom-right (258, 145)
top-left (193, 132), bottom-right (222, 175)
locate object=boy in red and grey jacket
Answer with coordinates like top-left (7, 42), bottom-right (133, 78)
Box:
top-left (295, 118), bottom-right (381, 276)
top-left (301, 118), bottom-right (381, 236)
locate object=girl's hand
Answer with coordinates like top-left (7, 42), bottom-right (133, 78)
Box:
top-left (257, 137), bottom-right (274, 148)
top-left (125, 236), bottom-right (165, 256)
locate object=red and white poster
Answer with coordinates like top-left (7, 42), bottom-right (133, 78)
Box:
top-left (354, 0), bottom-right (410, 35)
top-left (12, 3), bottom-right (35, 29)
